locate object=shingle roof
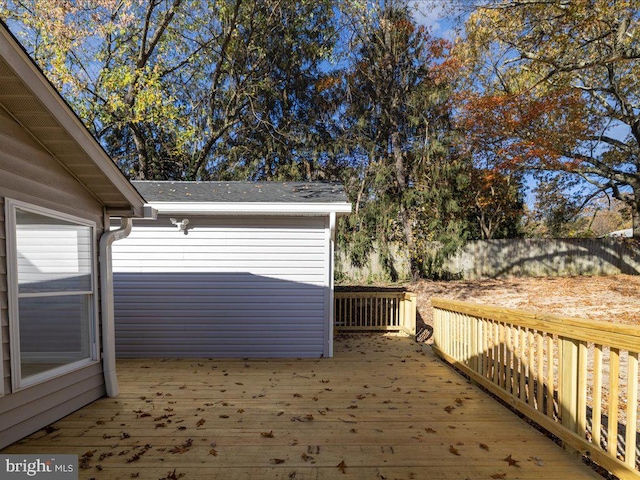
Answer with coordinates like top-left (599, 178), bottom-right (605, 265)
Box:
top-left (132, 181), bottom-right (349, 204)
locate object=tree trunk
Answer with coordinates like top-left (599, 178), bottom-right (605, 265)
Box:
top-left (130, 124), bottom-right (151, 180)
top-left (391, 131), bottom-right (418, 278)
top-left (632, 200), bottom-right (640, 238)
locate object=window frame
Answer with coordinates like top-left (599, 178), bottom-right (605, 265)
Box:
top-left (5, 198), bottom-right (100, 391)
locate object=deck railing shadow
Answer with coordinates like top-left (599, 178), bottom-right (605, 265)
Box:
top-left (432, 298), bottom-right (640, 480)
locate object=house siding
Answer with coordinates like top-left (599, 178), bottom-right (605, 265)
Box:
top-left (113, 215), bottom-right (329, 358)
top-left (0, 111), bottom-right (106, 449)
top-left (1, 196), bottom-right (9, 396)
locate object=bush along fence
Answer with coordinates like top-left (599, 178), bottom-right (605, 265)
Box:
top-left (432, 297), bottom-right (640, 480)
top-left (336, 238), bottom-right (640, 282)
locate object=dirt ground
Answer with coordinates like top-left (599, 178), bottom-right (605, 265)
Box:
top-left (410, 274), bottom-right (640, 328)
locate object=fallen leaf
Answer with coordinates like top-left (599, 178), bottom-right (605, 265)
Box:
top-left (425, 428), bottom-right (437, 434)
top-left (209, 448), bottom-right (218, 456)
top-left (196, 418), bottom-right (206, 427)
top-left (301, 453), bottom-right (313, 462)
top-left (503, 454), bottom-right (520, 467)
top-left (449, 445), bottom-right (461, 456)
top-left (126, 453), bottom-right (140, 463)
top-left (237, 408), bottom-right (245, 413)
top-left (337, 460), bottom-right (347, 474)
top-left (444, 406), bottom-right (455, 413)
top-left (479, 443), bottom-right (489, 450)
top-left (490, 474), bottom-right (506, 479)
top-left (261, 431), bottom-right (274, 438)
top-left (270, 458), bottom-right (286, 464)
top-left (169, 439), bottom-right (193, 454)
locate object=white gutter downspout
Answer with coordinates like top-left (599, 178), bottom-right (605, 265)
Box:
top-left (327, 211), bottom-right (336, 358)
top-left (99, 217), bottom-right (133, 397)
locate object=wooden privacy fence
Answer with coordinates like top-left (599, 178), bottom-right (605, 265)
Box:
top-left (334, 291), bottom-right (417, 335)
top-left (432, 298), bottom-right (640, 480)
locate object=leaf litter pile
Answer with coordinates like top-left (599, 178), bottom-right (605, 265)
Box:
top-left (5, 333), bottom-right (601, 478)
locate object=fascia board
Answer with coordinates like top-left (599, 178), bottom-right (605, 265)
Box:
top-left (145, 202), bottom-right (353, 216)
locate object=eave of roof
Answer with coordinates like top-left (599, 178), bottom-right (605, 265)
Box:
top-left (144, 201), bottom-right (352, 216)
top-left (0, 23), bottom-right (146, 217)
top-left (132, 181), bottom-right (352, 216)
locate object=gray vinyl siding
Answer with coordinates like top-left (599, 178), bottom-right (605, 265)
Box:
top-left (0, 112), bottom-right (106, 449)
top-left (1, 196), bottom-right (9, 395)
top-left (113, 215), bottom-right (329, 358)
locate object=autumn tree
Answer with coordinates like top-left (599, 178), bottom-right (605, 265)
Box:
top-left (457, 0), bottom-right (640, 236)
top-left (0, 0), bottom-right (337, 180)
top-left (466, 168), bottom-right (524, 239)
top-left (337, 0), bottom-right (469, 279)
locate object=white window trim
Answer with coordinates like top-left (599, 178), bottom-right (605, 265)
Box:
top-left (5, 198), bottom-right (100, 392)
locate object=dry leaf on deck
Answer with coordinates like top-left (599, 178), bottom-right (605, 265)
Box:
top-left (503, 454), bottom-right (520, 467)
top-left (270, 458), bottom-right (286, 464)
top-left (261, 431), bottom-right (274, 438)
top-left (336, 460), bottom-right (347, 474)
top-left (196, 418), bottom-right (206, 427)
top-left (449, 445), bottom-right (461, 456)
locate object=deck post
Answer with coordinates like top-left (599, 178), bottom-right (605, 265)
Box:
top-left (402, 292), bottom-right (417, 335)
top-left (560, 337), bottom-right (580, 453)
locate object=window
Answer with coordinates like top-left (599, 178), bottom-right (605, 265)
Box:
top-left (6, 199), bottom-right (98, 390)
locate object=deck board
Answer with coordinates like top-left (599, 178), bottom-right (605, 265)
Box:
top-left (3, 335), bottom-right (602, 479)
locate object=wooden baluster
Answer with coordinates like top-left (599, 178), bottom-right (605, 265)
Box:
top-left (624, 351), bottom-right (638, 468)
top-left (528, 329), bottom-right (535, 405)
top-left (577, 340), bottom-right (588, 438)
top-left (592, 344), bottom-right (603, 449)
top-left (506, 325), bottom-right (513, 394)
top-left (536, 332), bottom-right (544, 411)
top-left (547, 335), bottom-right (555, 419)
top-left (608, 347), bottom-right (620, 459)
top-left (519, 327), bottom-right (527, 402)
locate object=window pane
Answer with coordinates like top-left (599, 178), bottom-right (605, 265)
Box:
top-left (16, 209), bottom-right (93, 293)
top-left (19, 295), bottom-right (92, 379)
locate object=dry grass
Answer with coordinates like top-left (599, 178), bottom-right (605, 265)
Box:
top-left (410, 274), bottom-right (640, 328)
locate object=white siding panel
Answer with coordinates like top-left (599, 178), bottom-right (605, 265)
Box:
top-left (113, 216), bottom-right (329, 358)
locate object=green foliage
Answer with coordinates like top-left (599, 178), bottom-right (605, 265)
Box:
top-left (336, 0), bottom-right (474, 279)
top-left (1, 0), bottom-right (337, 180)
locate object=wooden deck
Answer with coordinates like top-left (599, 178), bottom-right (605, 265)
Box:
top-left (3, 335), bottom-right (602, 479)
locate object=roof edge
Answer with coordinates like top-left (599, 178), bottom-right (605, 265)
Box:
top-left (145, 201), bottom-right (352, 217)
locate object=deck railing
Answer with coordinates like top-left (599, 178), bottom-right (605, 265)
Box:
top-left (432, 297), bottom-right (640, 480)
top-left (334, 291), bottom-right (416, 335)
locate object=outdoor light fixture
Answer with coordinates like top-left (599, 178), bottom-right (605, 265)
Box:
top-left (170, 217), bottom-right (190, 233)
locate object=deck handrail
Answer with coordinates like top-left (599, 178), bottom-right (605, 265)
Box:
top-left (334, 290), bottom-right (416, 335)
top-left (432, 297), bottom-right (640, 480)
